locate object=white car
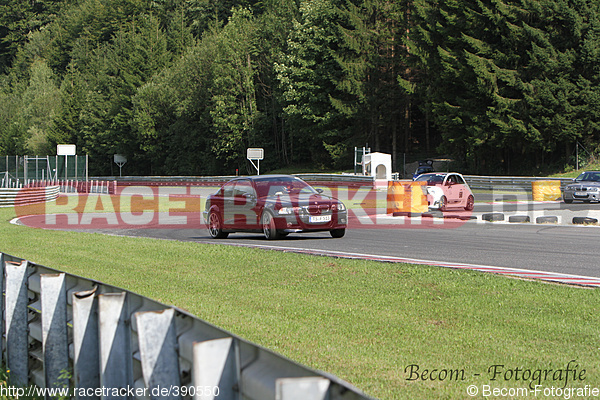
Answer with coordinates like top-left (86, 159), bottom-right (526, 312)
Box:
top-left (414, 172), bottom-right (475, 211)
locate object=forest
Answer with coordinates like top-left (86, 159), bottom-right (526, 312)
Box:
top-left (1, 0), bottom-right (599, 176)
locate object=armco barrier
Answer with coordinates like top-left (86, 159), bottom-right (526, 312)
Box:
top-left (464, 175), bottom-right (571, 191)
top-left (0, 252), bottom-right (373, 400)
top-left (0, 182), bottom-right (115, 208)
top-left (93, 174), bottom-right (572, 192)
top-left (93, 174), bottom-right (376, 189)
top-left (0, 186), bottom-right (59, 208)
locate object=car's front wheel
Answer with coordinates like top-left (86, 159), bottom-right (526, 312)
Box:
top-left (563, 197), bottom-right (573, 204)
top-left (330, 228), bottom-right (345, 238)
top-left (208, 211), bottom-right (228, 239)
top-left (261, 211), bottom-right (282, 240)
top-left (439, 196), bottom-right (447, 211)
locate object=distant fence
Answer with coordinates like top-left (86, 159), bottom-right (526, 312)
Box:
top-left (1, 155), bottom-right (89, 187)
top-left (0, 252), bottom-right (372, 400)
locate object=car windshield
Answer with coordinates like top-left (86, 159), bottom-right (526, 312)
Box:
top-left (414, 174), bottom-right (445, 184)
top-left (254, 177), bottom-right (317, 197)
top-left (575, 172), bottom-right (600, 182)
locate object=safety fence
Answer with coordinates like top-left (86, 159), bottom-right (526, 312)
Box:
top-left (0, 252), bottom-right (372, 400)
top-left (1, 155), bottom-right (88, 186)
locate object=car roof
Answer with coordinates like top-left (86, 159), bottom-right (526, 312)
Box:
top-left (420, 172), bottom-right (462, 177)
top-left (576, 171), bottom-right (600, 179)
top-left (226, 174), bottom-right (301, 182)
top-left (246, 174), bottom-right (298, 180)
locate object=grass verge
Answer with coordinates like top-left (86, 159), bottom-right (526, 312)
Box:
top-left (2, 206), bottom-right (600, 399)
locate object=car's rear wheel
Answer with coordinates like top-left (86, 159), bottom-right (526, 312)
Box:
top-left (208, 211), bottom-right (228, 239)
top-left (262, 211), bottom-right (282, 240)
top-left (439, 196), bottom-right (447, 211)
top-left (464, 195), bottom-right (474, 211)
top-left (330, 228), bottom-right (345, 238)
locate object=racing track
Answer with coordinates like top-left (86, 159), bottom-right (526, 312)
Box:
top-left (89, 207), bottom-right (600, 285)
top-left (14, 197), bottom-right (600, 286)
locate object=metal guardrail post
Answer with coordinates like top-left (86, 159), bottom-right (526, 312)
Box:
top-left (5, 260), bottom-right (30, 386)
top-left (192, 337), bottom-right (238, 400)
top-left (41, 273), bottom-right (69, 390)
top-left (135, 308), bottom-right (181, 400)
top-left (73, 287), bottom-right (101, 399)
top-left (98, 292), bottom-right (133, 397)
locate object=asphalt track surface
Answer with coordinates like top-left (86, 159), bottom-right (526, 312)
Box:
top-left (59, 200), bottom-right (600, 281)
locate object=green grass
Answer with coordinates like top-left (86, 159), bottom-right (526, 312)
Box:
top-left (2, 205), bottom-right (600, 399)
top-left (550, 162), bottom-right (600, 178)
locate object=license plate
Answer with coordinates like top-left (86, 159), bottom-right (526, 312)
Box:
top-left (309, 215), bottom-right (331, 223)
top-left (575, 192), bottom-right (587, 196)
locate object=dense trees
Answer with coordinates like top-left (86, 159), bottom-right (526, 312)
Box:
top-left (410, 0), bottom-right (600, 173)
top-left (0, 0), bottom-right (599, 175)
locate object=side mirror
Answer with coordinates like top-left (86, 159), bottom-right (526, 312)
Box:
top-left (242, 193), bottom-right (256, 201)
top-left (316, 188), bottom-right (324, 194)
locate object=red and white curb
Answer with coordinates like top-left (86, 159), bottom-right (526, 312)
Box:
top-left (219, 243), bottom-right (600, 288)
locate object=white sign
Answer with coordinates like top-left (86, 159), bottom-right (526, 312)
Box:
top-left (114, 154), bottom-right (127, 177)
top-left (57, 144), bottom-right (76, 156)
top-left (114, 154), bottom-right (127, 164)
top-left (247, 148), bottom-right (264, 160)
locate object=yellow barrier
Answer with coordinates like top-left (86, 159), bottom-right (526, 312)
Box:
top-left (532, 180), bottom-right (561, 201)
top-left (407, 181), bottom-right (428, 213)
top-left (386, 181), bottom-right (428, 214)
top-left (386, 181), bottom-right (405, 214)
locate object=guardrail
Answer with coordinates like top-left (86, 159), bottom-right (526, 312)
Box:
top-left (0, 186), bottom-right (59, 208)
top-left (25, 173), bottom-right (576, 193)
top-left (464, 176), bottom-right (572, 191)
top-left (97, 174), bottom-right (575, 192)
top-left (0, 251), bottom-right (373, 400)
top-left (97, 174), bottom-right (375, 189)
